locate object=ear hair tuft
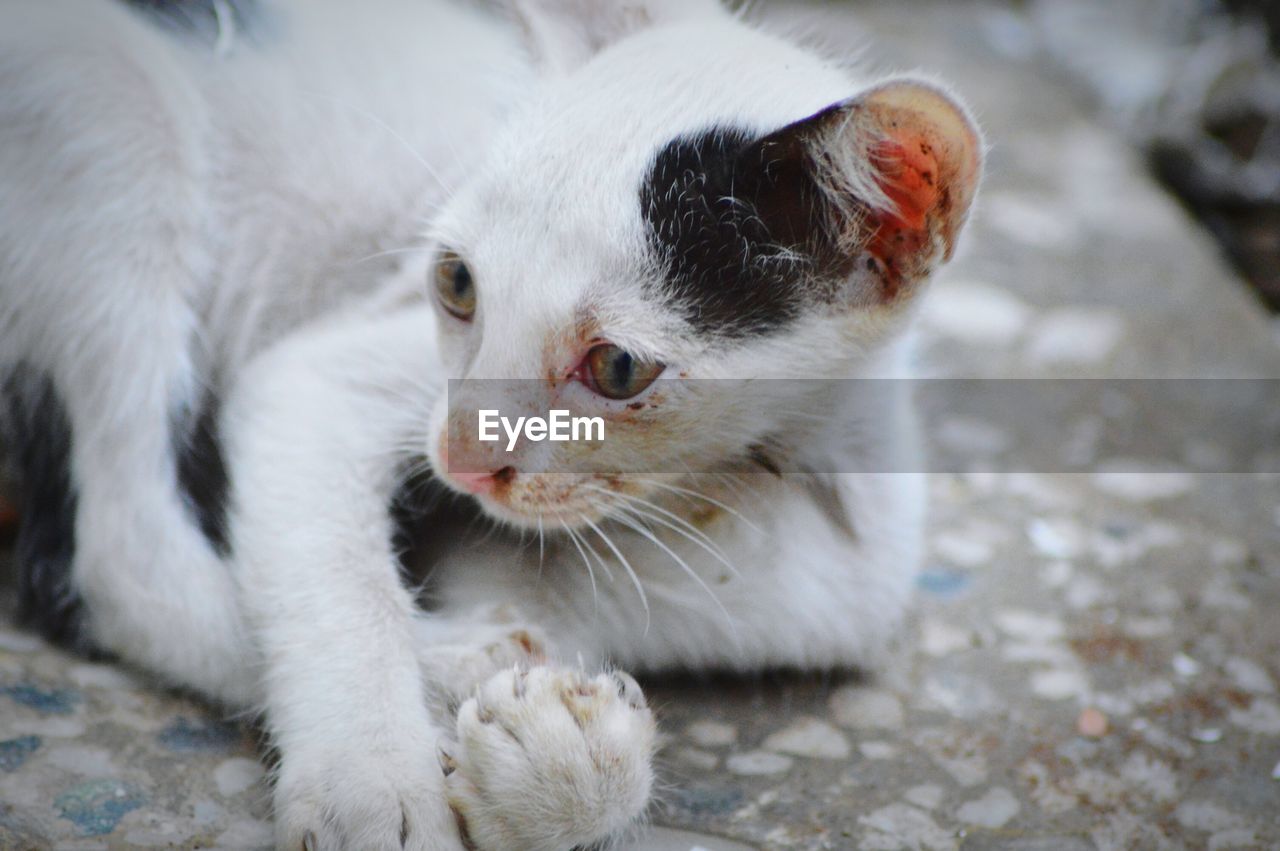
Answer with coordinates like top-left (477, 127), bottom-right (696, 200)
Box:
top-left (789, 77), bottom-right (984, 296)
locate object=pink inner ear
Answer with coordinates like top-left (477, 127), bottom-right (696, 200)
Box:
top-left (865, 132), bottom-right (941, 297)
top-left (849, 81), bottom-right (983, 299)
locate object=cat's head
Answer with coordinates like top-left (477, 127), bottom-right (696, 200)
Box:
top-left (425, 0), bottom-right (983, 528)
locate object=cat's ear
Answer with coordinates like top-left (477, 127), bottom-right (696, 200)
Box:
top-left (512, 0), bottom-right (719, 74)
top-left (742, 78), bottom-right (984, 304)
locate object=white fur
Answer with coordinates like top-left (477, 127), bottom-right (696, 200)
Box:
top-left (0, 1), bottom-right (980, 848)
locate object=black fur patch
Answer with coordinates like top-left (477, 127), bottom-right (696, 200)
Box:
top-left (387, 465), bottom-right (487, 608)
top-left (640, 114), bottom-right (853, 338)
top-left (174, 394), bottom-right (231, 557)
top-left (1, 368), bottom-right (88, 650)
top-left (389, 467), bottom-right (442, 580)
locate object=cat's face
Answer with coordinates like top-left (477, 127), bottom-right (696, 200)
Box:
top-left (424, 2), bottom-right (982, 528)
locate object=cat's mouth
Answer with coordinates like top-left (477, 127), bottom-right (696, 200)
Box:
top-left (438, 463), bottom-right (717, 536)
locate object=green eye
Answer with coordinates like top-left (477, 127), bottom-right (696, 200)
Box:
top-left (586, 344), bottom-right (664, 400)
top-left (434, 250), bottom-right (475, 320)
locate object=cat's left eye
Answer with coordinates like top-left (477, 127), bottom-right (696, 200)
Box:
top-left (583, 344), bottom-right (664, 400)
top-left (434, 250), bottom-right (476, 320)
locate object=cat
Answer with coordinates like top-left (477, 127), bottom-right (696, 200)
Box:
top-left (0, 0), bottom-right (983, 848)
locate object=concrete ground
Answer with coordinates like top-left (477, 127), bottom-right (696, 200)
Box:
top-left (3, 2), bottom-right (1279, 848)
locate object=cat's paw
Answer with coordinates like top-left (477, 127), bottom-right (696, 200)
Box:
top-left (416, 622), bottom-right (549, 706)
top-left (275, 744), bottom-right (462, 851)
top-left (443, 665), bottom-right (655, 851)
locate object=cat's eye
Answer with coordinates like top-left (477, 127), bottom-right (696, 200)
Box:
top-left (434, 250), bottom-right (476, 320)
top-left (584, 344), bottom-right (664, 400)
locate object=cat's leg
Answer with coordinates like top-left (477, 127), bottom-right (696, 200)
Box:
top-left (0, 3), bottom-right (253, 702)
top-left (226, 309), bottom-right (655, 850)
top-left (227, 315), bottom-right (459, 850)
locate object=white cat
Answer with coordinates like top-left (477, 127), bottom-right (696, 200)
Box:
top-left (0, 0), bottom-right (983, 848)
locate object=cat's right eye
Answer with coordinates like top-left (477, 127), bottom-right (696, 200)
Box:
top-left (583, 344), bottom-right (664, 400)
top-left (434, 250), bottom-right (476, 321)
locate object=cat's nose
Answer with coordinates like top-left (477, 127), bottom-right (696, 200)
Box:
top-left (450, 471), bottom-right (494, 495)
top-left (450, 466), bottom-right (517, 496)
top-left (438, 433), bottom-right (517, 495)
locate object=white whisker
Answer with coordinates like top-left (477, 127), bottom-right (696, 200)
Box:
top-left (609, 510), bottom-right (736, 635)
top-left (581, 513), bottom-right (650, 634)
top-left (575, 524), bottom-right (615, 584)
top-left (298, 90), bottom-right (453, 194)
top-left (646, 479), bottom-right (763, 534)
top-left (346, 245), bottom-right (428, 268)
top-left (589, 485), bottom-right (739, 578)
top-left (562, 524), bottom-right (599, 614)
top-left (537, 514), bottom-right (545, 575)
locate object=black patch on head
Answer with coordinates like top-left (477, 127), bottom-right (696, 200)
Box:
top-left (122, 0), bottom-right (261, 45)
top-left (174, 393), bottom-right (231, 557)
top-left (640, 108), bottom-right (857, 338)
top-left (1, 367), bottom-right (89, 651)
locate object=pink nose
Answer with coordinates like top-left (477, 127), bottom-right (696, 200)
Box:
top-left (448, 466), bottom-right (517, 496)
top-left (451, 470), bottom-right (497, 495)
top-left (439, 436), bottom-right (517, 496)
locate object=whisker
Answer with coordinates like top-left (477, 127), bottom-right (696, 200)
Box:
top-left (712, 470), bottom-right (766, 504)
top-left (622, 487), bottom-right (732, 553)
top-left (537, 515), bottom-right (546, 575)
top-left (575, 524), bottom-right (616, 584)
top-left (624, 503), bottom-right (741, 580)
top-left (346, 245), bottom-right (429, 268)
top-left (562, 524), bottom-right (599, 614)
top-left (646, 479), bottom-right (764, 534)
top-left (609, 510), bottom-right (737, 635)
top-left (581, 513), bottom-right (650, 635)
top-left (589, 485), bottom-right (739, 578)
top-left (298, 90), bottom-right (454, 194)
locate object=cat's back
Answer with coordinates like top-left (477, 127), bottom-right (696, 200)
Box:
top-left (0, 0), bottom-right (216, 357)
top-left (0, 0), bottom-right (522, 369)
top-left (189, 0), bottom-right (525, 365)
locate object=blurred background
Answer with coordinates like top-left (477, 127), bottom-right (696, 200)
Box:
top-left (999, 0), bottom-right (1280, 313)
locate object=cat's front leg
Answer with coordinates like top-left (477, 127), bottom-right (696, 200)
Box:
top-left (227, 310), bottom-right (655, 850)
top-left (226, 315), bottom-right (468, 850)
top-left (234, 501), bottom-right (459, 849)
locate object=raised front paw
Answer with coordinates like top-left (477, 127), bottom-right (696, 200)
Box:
top-left (274, 745), bottom-right (463, 851)
top-left (443, 665), bottom-right (656, 851)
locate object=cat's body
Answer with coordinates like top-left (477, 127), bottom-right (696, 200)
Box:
top-left (0, 1), bottom-right (981, 848)
top-left (0, 0), bottom-right (516, 690)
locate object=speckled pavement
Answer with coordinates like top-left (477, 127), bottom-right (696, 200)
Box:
top-left (3, 2), bottom-right (1279, 849)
